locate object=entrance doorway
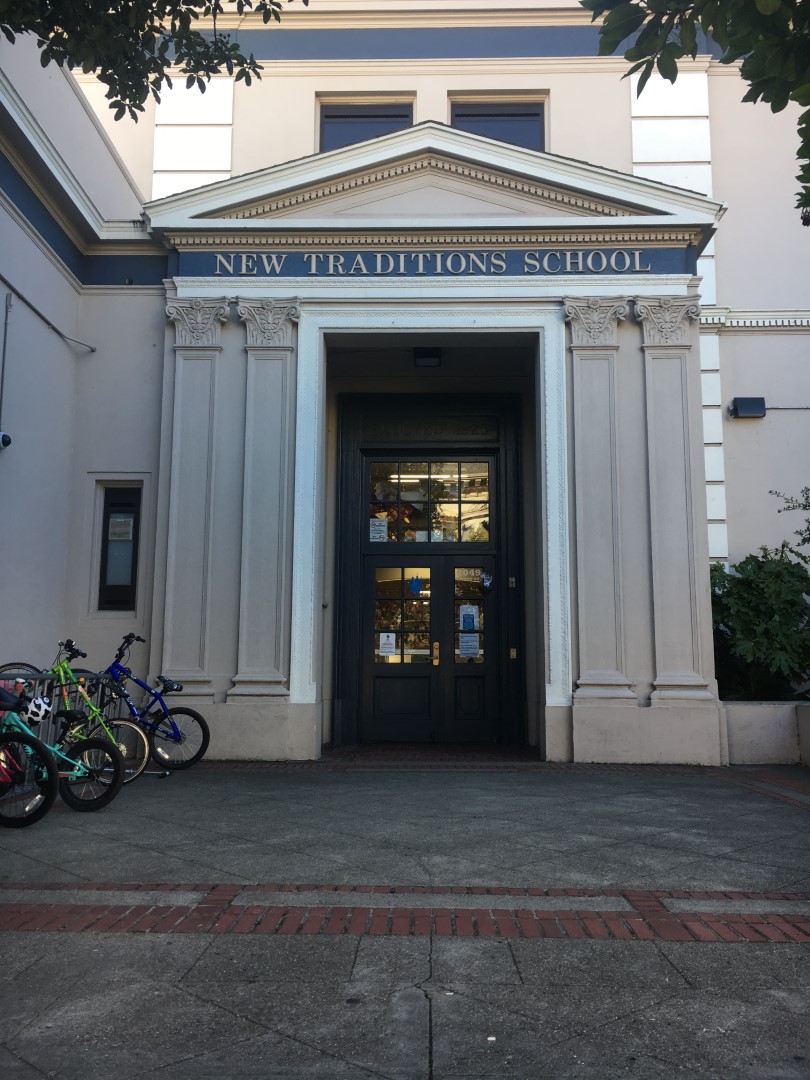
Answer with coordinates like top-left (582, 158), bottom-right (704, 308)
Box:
top-left (333, 395), bottom-right (525, 745)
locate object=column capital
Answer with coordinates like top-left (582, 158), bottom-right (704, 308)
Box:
top-left (634, 296), bottom-right (701, 347)
top-left (166, 297), bottom-right (230, 347)
top-left (564, 297), bottom-right (630, 348)
top-left (237, 298), bottom-right (301, 348)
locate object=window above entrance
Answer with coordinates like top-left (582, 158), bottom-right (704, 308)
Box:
top-left (320, 103), bottom-right (414, 151)
top-left (369, 460), bottom-right (490, 544)
top-left (450, 101), bottom-right (545, 151)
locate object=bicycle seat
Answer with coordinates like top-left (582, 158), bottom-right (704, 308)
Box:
top-left (157, 676), bottom-right (183, 693)
top-left (55, 709), bottom-right (87, 723)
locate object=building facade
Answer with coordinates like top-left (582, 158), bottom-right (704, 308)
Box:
top-left (1, 0), bottom-right (808, 763)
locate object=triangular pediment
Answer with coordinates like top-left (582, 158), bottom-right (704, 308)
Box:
top-left (145, 122), bottom-right (724, 242)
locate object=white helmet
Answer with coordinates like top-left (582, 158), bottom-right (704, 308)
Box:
top-left (21, 696), bottom-right (51, 726)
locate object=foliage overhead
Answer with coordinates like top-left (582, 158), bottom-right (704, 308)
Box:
top-left (0, 0), bottom-right (308, 119)
top-left (711, 544), bottom-right (810, 700)
top-left (580, 0), bottom-right (810, 224)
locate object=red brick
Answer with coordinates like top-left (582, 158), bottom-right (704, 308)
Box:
top-left (647, 918), bottom-right (695, 942)
top-left (515, 911), bottom-right (542, 938)
top-left (412, 912), bottom-right (432, 936)
top-left (472, 910), bottom-right (497, 937)
top-left (623, 915), bottom-right (656, 942)
top-left (581, 915), bottom-right (611, 940)
top-left (300, 907), bottom-right (329, 935)
top-left (559, 917), bottom-right (588, 940)
top-left (368, 911), bottom-right (390, 936)
top-left (149, 907), bottom-right (192, 933)
top-left (278, 909), bottom-right (306, 934)
top-left (493, 909), bottom-right (519, 937)
top-left (391, 909), bottom-right (412, 936)
top-left (322, 907), bottom-right (349, 935)
top-left (599, 912), bottom-right (634, 942)
top-left (741, 918), bottom-right (788, 943)
top-left (679, 918), bottom-right (719, 943)
top-left (433, 909), bottom-right (453, 936)
top-left (344, 908), bottom-right (369, 935)
top-left (700, 916), bottom-right (743, 943)
top-left (452, 910), bottom-right (473, 937)
top-left (254, 906), bottom-right (286, 934)
top-left (765, 916), bottom-right (810, 943)
top-left (210, 909), bottom-right (242, 934)
top-left (535, 915), bottom-right (564, 939)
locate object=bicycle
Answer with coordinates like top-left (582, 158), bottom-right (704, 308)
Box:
top-left (101, 634), bottom-right (210, 769)
top-left (0, 685), bottom-right (59, 827)
top-left (23, 641), bottom-right (151, 784)
top-left (0, 683), bottom-right (124, 812)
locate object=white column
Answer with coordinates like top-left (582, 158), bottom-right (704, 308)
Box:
top-left (229, 298), bottom-right (300, 697)
top-left (163, 297), bottom-right (230, 698)
top-left (635, 296), bottom-right (714, 700)
top-left (565, 297), bottom-right (636, 701)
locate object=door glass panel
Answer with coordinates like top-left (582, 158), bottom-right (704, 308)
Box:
top-left (403, 600), bottom-right (430, 629)
top-left (404, 568), bottom-right (431, 596)
top-left (433, 503), bottom-right (459, 542)
top-left (430, 463), bottom-right (459, 500)
top-left (375, 632), bottom-right (401, 664)
top-left (404, 633), bottom-right (430, 663)
top-left (375, 600), bottom-right (401, 630)
top-left (399, 462), bottom-right (429, 501)
top-left (461, 462), bottom-right (489, 500)
top-left (454, 568), bottom-right (485, 663)
top-left (461, 503), bottom-right (489, 542)
top-left (368, 460), bottom-right (491, 545)
top-left (375, 567), bottom-right (402, 596)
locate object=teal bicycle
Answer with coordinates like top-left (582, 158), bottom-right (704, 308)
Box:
top-left (0, 681), bottom-right (125, 812)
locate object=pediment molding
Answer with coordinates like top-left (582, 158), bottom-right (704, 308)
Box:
top-left (204, 153), bottom-right (641, 222)
top-left (164, 226), bottom-right (705, 249)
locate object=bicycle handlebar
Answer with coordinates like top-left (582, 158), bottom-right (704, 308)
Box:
top-left (114, 633), bottom-right (146, 662)
top-left (58, 639), bottom-right (87, 659)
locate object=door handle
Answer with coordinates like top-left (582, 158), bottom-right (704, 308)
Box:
top-left (432, 641), bottom-right (440, 666)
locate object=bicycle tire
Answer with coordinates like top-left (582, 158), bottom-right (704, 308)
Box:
top-left (147, 707), bottom-right (210, 770)
top-left (0, 730), bottom-right (59, 827)
top-left (88, 719), bottom-right (149, 783)
top-left (58, 737), bottom-right (124, 811)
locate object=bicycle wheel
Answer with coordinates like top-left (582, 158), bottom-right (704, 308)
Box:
top-left (58, 737), bottom-right (124, 811)
top-left (147, 707), bottom-right (210, 769)
top-left (0, 663), bottom-right (41, 676)
top-left (88, 719), bottom-right (149, 783)
top-left (0, 731), bottom-right (59, 827)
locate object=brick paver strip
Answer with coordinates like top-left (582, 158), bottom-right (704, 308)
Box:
top-left (0, 882), bottom-right (808, 942)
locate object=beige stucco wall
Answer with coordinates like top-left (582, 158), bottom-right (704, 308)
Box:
top-left (720, 331), bottom-right (810, 561)
top-left (709, 73), bottom-right (810, 311)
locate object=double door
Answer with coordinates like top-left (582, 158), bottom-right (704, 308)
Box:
top-left (361, 554), bottom-right (499, 742)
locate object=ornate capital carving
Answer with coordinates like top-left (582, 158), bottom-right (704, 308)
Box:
top-left (634, 296), bottom-right (701, 347)
top-left (564, 297), bottom-right (630, 348)
top-left (166, 297), bottom-right (230, 347)
top-left (237, 298), bottom-right (301, 348)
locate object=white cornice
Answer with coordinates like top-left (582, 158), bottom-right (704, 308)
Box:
top-left (215, 0), bottom-right (594, 29)
top-left (0, 66), bottom-right (149, 243)
top-left (145, 122), bottom-right (725, 234)
top-left (701, 307), bottom-right (810, 330)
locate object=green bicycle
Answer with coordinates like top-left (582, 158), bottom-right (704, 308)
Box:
top-left (2, 641), bottom-right (151, 783)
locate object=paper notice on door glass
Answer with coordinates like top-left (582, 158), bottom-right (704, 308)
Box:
top-left (459, 604), bottom-right (479, 631)
top-left (379, 632), bottom-right (397, 656)
top-left (459, 634), bottom-right (479, 658)
top-left (369, 518), bottom-right (388, 542)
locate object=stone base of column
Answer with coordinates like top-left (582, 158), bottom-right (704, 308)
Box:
top-left (574, 675), bottom-right (637, 701)
top-left (573, 699), bottom-right (724, 764)
top-left (169, 676), bottom-right (215, 705)
top-left (227, 675), bottom-right (289, 699)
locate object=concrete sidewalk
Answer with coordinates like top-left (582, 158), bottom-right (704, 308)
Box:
top-left (1, 758), bottom-right (809, 1078)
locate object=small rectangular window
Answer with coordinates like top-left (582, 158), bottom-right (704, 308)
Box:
top-left (98, 487), bottom-right (141, 610)
top-left (320, 103), bottom-right (413, 152)
top-left (451, 103), bottom-right (545, 152)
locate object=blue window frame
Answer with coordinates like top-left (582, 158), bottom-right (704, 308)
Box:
top-left (450, 103), bottom-right (545, 151)
top-left (320, 104), bottom-right (413, 152)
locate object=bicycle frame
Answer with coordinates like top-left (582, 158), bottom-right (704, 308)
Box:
top-left (0, 707), bottom-right (98, 782)
top-left (103, 660), bottom-right (179, 738)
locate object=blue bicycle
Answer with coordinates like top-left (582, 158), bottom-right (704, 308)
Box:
top-left (100, 635), bottom-right (210, 770)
